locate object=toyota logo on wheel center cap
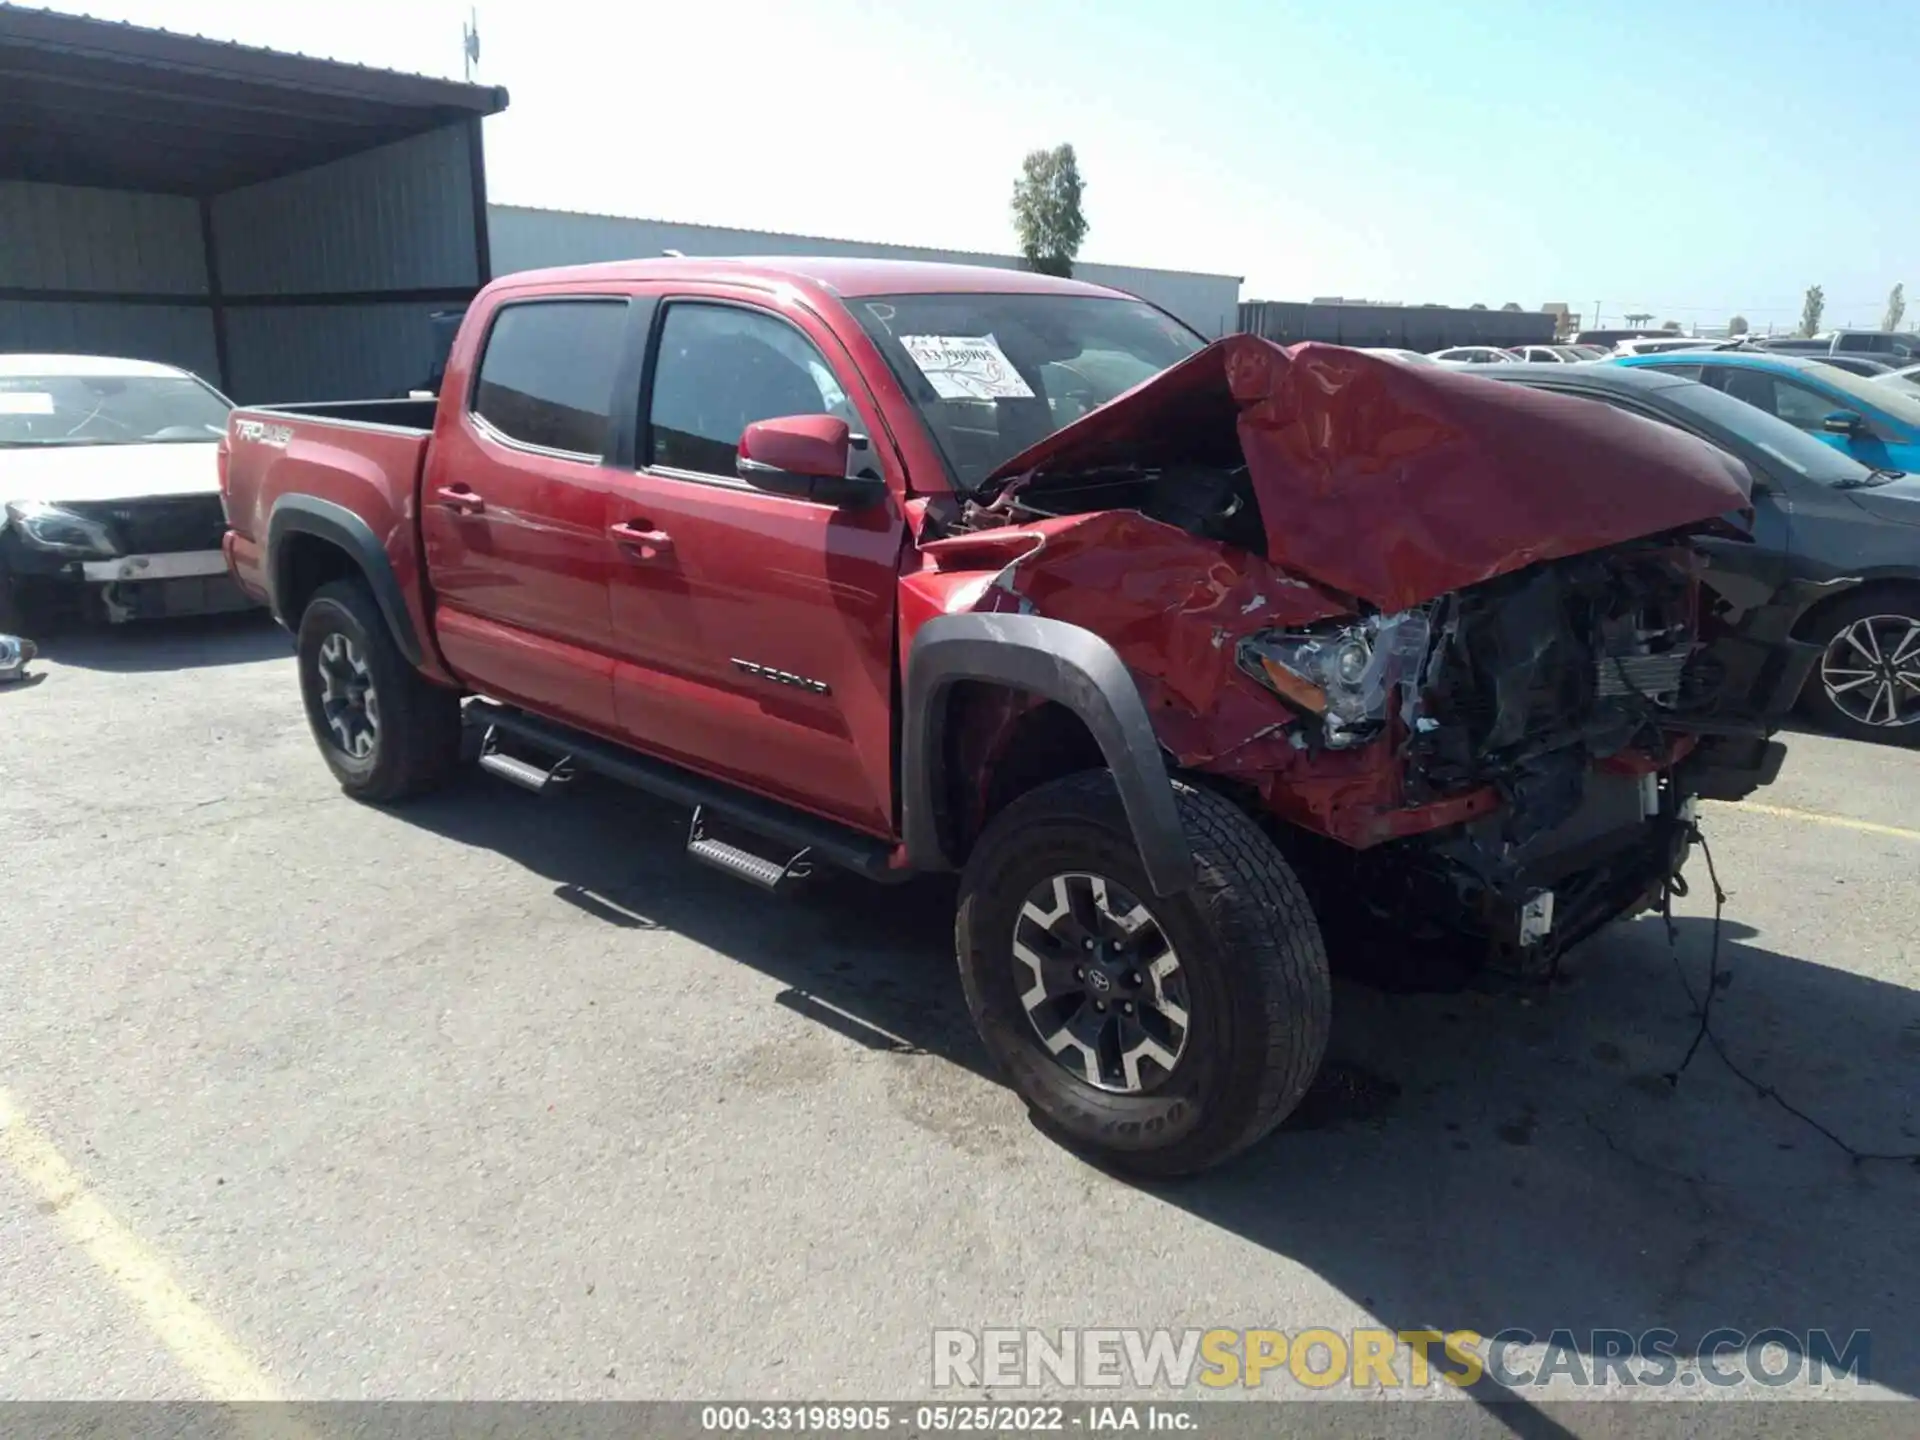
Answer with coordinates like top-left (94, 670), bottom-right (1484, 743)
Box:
top-left (1086, 969), bottom-right (1113, 993)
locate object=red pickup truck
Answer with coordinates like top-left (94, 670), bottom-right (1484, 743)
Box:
top-left (221, 257), bottom-right (1812, 1175)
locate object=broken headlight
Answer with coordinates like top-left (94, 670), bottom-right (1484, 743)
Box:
top-left (4, 500), bottom-right (118, 558)
top-left (1238, 608), bottom-right (1433, 748)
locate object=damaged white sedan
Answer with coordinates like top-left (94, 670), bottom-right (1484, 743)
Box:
top-left (0, 355), bottom-right (259, 628)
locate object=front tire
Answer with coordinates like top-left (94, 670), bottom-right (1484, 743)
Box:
top-left (1800, 588), bottom-right (1920, 745)
top-left (296, 578), bottom-right (462, 801)
top-left (956, 771), bottom-right (1331, 1177)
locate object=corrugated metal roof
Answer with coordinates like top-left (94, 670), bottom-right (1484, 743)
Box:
top-left (0, 3), bottom-right (507, 193)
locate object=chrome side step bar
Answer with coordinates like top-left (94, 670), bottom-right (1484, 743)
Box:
top-left (477, 725), bottom-right (574, 793)
top-left (686, 806), bottom-right (815, 892)
top-left (464, 700), bottom-right (906, 885)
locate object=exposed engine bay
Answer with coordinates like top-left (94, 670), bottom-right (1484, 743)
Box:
top-left (916, 338), bottom-right (1810, 963)
top-left (964, 463), bottom-right (1715, 833)
top-left (986, 461), bottom-right (1271, 557)
top-left (940, 456), bottom-right (1776, 963)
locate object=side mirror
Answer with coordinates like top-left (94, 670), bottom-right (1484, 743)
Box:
top-left (1822, 410), bottom-right (1868, 437)
top-left (737, 415), bottom-right (886, 506)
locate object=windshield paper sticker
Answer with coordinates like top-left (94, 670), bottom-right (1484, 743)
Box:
top-left (899, 335), bottom-right (1035, 401)
top-left (0, 392), bottom-right (55, 415)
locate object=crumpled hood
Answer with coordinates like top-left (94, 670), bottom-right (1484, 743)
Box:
top-left (986, 335), bottom-right (1754, 611)
top-left (0, 441), bottom-right (221, 506)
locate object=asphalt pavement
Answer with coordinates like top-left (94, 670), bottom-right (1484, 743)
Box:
top-left (3, 613), bottom-right (1917, 1412)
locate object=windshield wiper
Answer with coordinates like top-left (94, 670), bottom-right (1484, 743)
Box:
top-left (1833, 468), bottom-right (1905, 489)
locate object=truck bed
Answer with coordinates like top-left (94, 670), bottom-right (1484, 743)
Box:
top-left (247, 397), bottom-right (441, 432)
top-left (220, 399), bottom-right (439, 674)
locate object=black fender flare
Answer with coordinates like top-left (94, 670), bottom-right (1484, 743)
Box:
top-left (901, 612), bottom-right (1196, 897)
top-left (265, 495), bottom-right (424, 668)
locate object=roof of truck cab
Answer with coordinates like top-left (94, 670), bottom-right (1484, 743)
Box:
top-left (489, 256), bottom-right (1130, 301)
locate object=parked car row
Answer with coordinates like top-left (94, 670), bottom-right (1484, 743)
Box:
top-left (1416, 330), bottom-right (1920, 370)
top-left (1426, 338), bottom-right (1694, 366)
top-left (1752, 329), bottom-right (1920, 362)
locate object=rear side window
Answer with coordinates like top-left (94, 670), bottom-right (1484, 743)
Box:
top-left (472, 300), bottom-right (628, 457)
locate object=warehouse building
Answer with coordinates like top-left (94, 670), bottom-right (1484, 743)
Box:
top-left (2, 6), bottom-right (1240, 402)
top-left (0, 3), bottom-right (505, 403)
top-left (487, 205), bottom-right (1245, 340)
top-left (1238, 298), bottom-right (1556, 352)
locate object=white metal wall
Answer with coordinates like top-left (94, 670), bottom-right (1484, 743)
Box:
top-left (487, 206), bottom-right (1243, 338)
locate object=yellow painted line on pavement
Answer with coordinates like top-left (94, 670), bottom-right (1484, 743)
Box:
top-left (1716, 799), bottom-right (1920, 844)
top-left (0, 1085), bottom-right (284, 1402)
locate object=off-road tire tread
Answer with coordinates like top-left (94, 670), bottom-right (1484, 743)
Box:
top-left (959, 769), bottom-right (1330, 1176)
top-left (300, 578), bottom-right (461, 802)
top-left (1157, 777), bottom-right (1332, 1167)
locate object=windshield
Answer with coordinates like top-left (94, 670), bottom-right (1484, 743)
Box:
top-left (1801, 362), bottom-right (1920, 427)
top-left (0, 373), bottom-right (231, 447)
top-left (1660, 378), bottom-right (1882, 486)
top-left (850, 292), bottom-right (1205, 489)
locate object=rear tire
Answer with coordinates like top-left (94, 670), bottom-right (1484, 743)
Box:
top-left (296, 578), bottom-right (462, 801)
top-left (955, 771), bottom-right (1331, 1177)
top-left (1799, 587), bottom-right (1920, 745)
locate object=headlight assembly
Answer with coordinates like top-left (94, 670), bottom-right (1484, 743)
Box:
top-left (4, 500), bottom-right (119, 558)
top-left (1238, 608), bottom-right (1433, 748)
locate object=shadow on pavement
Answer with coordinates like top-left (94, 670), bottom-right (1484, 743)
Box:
top-left (33, 609), bottom-right (287, 672)
top-left (395, 768), bottom-right (1920, 1403)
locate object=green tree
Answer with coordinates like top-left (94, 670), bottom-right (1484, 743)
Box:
top-left (1500, 302), bottom-right (1522, 312)
top-left (1885, 283), bottom-right (1906, 332)
top-left (1728, 315), bottom-right (1749, 336)
top-left (1010, 144), bottom-right (1088, 278)
top-left (1801, 284), bottom-right (1826, 337)
top-left (1661, 320), bottom-right (1682, 332)
top-left (1469, 302), bottom-right (1488, 310)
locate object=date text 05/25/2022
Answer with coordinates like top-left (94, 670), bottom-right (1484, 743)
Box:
top-left (700, 1404), bottom-right (1193, 1433)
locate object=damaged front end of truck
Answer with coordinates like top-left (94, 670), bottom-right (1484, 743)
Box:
top-left (911, 337), bottom-right (1818, 964)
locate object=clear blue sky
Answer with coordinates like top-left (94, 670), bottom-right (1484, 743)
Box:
top-left (40, 0), bottom-right (1920, 328)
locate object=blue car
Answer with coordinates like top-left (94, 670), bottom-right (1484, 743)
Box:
top-left (1614, 350), bottom-right (1920, 475)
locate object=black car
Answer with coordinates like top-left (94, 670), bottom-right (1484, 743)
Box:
top-left (1486, 363), bottom-right (1920, 744)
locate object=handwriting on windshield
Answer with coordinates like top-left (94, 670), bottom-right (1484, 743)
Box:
top-left (900, 334), bottom-right (1035, 401)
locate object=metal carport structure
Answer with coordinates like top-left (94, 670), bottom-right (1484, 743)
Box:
top-left (0, 3), bottom-right (507, 401)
